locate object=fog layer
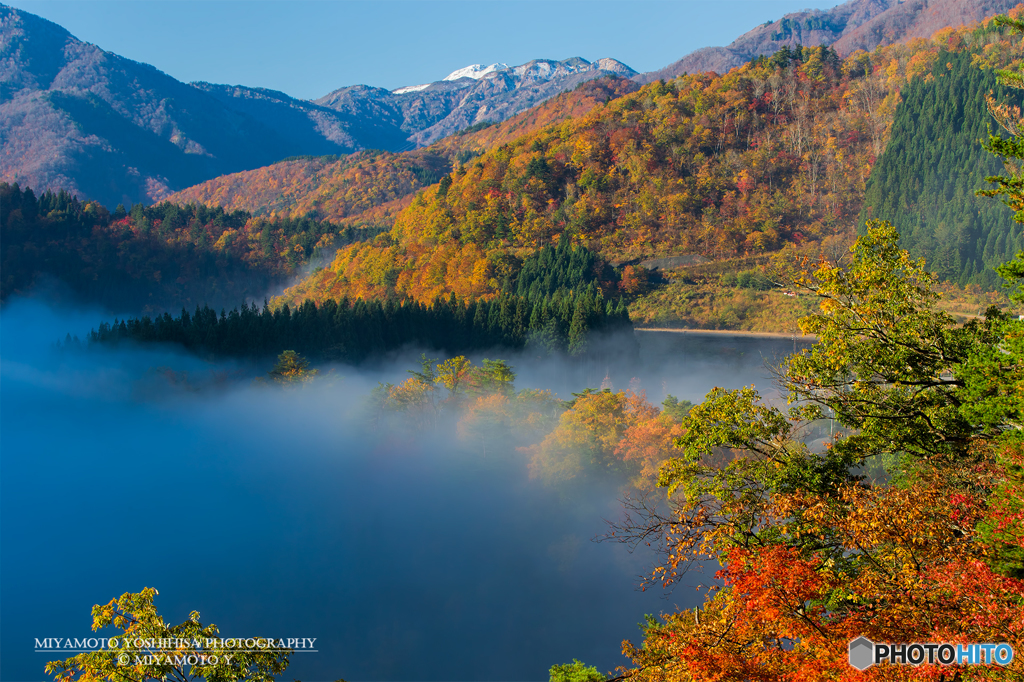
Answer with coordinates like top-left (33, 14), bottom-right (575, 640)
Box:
top-left (1, 298), bottom-right (806, 681)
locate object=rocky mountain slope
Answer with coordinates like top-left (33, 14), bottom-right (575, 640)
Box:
top-left (637, 0), bottom-right (1018, 82)
top-left (314, 57), bottom-right (636, 148)
top-left (0, 5), bottom-right (381, 207)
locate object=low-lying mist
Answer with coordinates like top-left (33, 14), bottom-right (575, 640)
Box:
top-left (1, 297), bottom-right (808, 681)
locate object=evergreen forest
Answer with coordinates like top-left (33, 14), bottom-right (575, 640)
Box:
top-left (862, 49), bottom-right (1024, 286)
top-left (87, 236), bottom-right (631, 362)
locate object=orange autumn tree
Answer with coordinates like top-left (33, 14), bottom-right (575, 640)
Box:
top-left (524, 388), bottom-right (639, 483)
top-left (523, 388), bottom-right (689, 488)
top-left (612, 222), bottom-right (1024, 681)
top-left (614, 395), bottom-right (691, 488)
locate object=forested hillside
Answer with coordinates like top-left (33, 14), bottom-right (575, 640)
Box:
top-left (277, 42), bottom-right (911, 308)
top-left (0, 183), bottom-right (379, 312)
top-left (163, 150), bottom-right (449, 224)
top-left (0, 81), bottom-right (639, 317)
top-left (88, 235), bottom-right (631, 361)
top-left (164, 79), bottom-right (639, 222)
top-left (11, 8), bottom-right (1024, 329)
top-left (862, 48), bottom-right (1024, 286)
top-left (271, 12), bottom-right (1024, 318)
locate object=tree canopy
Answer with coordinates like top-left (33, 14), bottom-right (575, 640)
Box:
top-left (45, 588), bottom-right (291, 682)
top-left (608, 20), bottom-right (1024, 666)
top-left (614, 222), bottom-right (1024, 680)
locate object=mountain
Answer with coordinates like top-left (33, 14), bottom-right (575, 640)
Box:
top-left (278, 43), bottom-right (878, 307)
top-left (189, 82), bottom-right (411, 152)
top-left (0, 3), bottom-right (637, 207)
top-left (315, 57), bottom-right (637, 147)
top-left (3, 0), bottom-right (1014, 226)
top-left (636, 0), bottom-right (1018, 82)
top-left (276, 13), bottom-right (1024, 313)
top-left (0, 5), bottom-right (375, 208)
top-left (164, 78), bottom-right (640, 222)
top-left (6, 4), bottom-right (1021, 327)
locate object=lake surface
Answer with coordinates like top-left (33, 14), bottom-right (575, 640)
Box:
top-left (0, 300), bottom-right (811, 682)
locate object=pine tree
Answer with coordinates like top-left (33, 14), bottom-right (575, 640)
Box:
top-left (567, 299), bottom-right (590, 357)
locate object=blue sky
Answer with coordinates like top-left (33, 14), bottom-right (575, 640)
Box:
top-left (8, 1), bottom-right (840, 100)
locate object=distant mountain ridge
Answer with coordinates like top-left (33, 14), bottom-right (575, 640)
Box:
top-left (0, 3), bottom-right (637, 207)
top-left (0, 5), bottom-right (368, 207)
top-left (636, 0), bottom-right (1019, 82)
top-left (164, 78), bottom-right (641, 222)
top-left (2, 0), bottom-right (1016, 208)
top-left (313, 57), bottom-right (636, 148)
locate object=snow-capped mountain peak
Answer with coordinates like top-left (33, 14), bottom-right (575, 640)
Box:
top-left (389, 58), bottom-right (637, 94)
top-left (392, 83), bottom-right (431, 94)
top-left (443, 63), bottom-right (510, 81)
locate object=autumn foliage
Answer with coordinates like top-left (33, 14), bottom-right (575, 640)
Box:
top-left (523, 388), bottom-right (688, 489)
top-left (612, 223), bottom-right (1024, 681)
top-left (165, 149), bottom-right (450, 223)
top-left (164, 79), bottom-right (639, 224)
top-left (0, 183), bottom-right (376, 311)
top-left (218, 11), bottom-right (1024, 331)
top-left (277, 30), bottom-right (962, 309)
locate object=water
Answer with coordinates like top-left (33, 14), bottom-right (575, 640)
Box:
top-left (0, 299), bottom-right (810, 682)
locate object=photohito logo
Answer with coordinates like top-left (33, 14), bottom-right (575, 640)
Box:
top-left (848, 637), bottom-right (1015, 670)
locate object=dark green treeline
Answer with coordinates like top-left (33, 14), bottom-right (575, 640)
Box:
top-left (88, 289), bottom-right (631, 363)
top-left (861, 49), bottom-right (1024, 287)
top-left (512, 234), bottom-right (599, 299)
